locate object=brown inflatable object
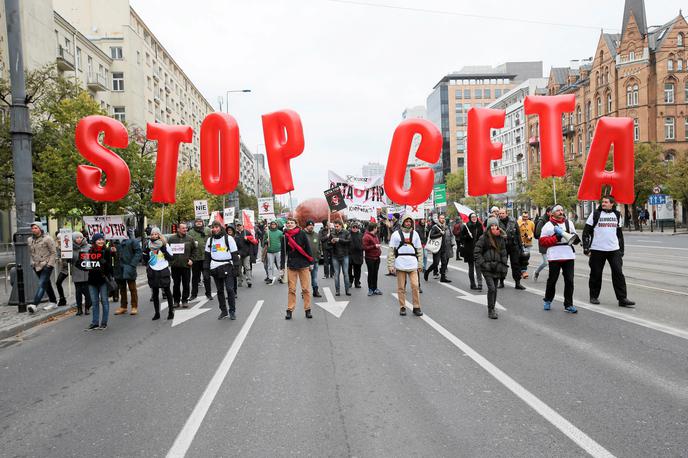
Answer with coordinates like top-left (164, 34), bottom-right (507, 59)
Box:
top-left (293, 198), bottom-right (345, 227)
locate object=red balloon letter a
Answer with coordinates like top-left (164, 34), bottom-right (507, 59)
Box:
top-left (578, 117), bottom-right (635, 204)
top-left (262, 110), bottom-right (305, 195)
top-left (466, 108), bottom-right (506, 196)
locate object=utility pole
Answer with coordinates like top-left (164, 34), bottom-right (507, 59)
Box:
top-left (5, 0), bottom-right (38, 308)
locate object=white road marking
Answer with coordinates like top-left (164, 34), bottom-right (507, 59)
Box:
top-left (625, 244), bottom-right (688, 251)
top-left (392, 294), bottom-right (615, 458)
top-left (315, 287), bottom-right (350, 318)
top-left (167, 300), bottom-right (264, 458)
top-left (437, 281), bottom-right (507, 311)
top-left (171, 296), bottom-right (212, 327)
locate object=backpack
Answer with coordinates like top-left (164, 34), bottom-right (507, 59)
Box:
top-left (206, 233), bottom-right (233, 264)
top-left (590, 207), bottom-right (620, 229)
top-left (394, 229), bottom-right (417, 257)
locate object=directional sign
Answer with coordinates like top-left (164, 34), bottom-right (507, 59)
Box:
top-left (315, 286), bottom-right (350, 318)
top-left (171, 295), bottom-right (213, 327)
top-left (433, 184), bottom-right (447, 206)
top-left (648, 194), bottom-right (667, 205)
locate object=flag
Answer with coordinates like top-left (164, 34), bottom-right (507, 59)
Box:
top-left (454, 202), bottom-right (475, 222)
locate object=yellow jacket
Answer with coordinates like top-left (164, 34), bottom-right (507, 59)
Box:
top-left (517, 218), bottom-right (535, 247)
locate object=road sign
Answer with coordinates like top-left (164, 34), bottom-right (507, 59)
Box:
top-left (653, 185), bottom-right (662, 194)
top-left (648, 194), bottom-right (667, 205)
top-left (506, 201), bottom-right (513, 209)
top-left (433, 184), bottom-right (447, 206)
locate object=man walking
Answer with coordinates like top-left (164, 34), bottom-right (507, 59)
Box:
top-left (327, 220), bottom-right (351, 296)
top-left (189, 219), bottom-right (212, 300)
top-left (28, 222), bottom-right (58, 313)
top-left (281, 218), bottom-right (315, 320)
top-left (319, 220), bottom-right (333, 279)
top-left (263, 220), bottom-right (284, 284)
top-left (168, 223), bottom-right (196, 308)
top-left (304, 220), bottom-right (322, 298)
top-left (424, 214), bottom-right (454, 283)
top-left (498, 208), bottom-right (526, 290)
top-left (205, 220), bottom-right (239, 320)
top-left (518, 211), bottom-right (535, 279)
top-left (235, 222), bottom-right (257, 288)
top-left (113, 228), bottom-right (142, 316)
top-left (533, 206), bottom-right (552, 281)
top-left (452, 217), bottom-right (463, 261)
top-left (583, 196), bottom-right (635, 308)
top-left (348, 221), bottom-right (364, 289)
top-left (388, 216), bottom-right (423, 316)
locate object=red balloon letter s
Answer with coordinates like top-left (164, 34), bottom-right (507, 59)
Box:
top-left (466, 108), bottom-right (507, 196)
top-left (147, 123), bottom-right (193, 203)
top-left (262, 110), bottom-right (305, 195)
top-left (75, 115), bottom-right (131, 202)
top-left (384, 119), bottom-right (441, 206)
top-left (524, 95), bottom-right (575, 177)
top-left (578, 117), bottom-right (635, 204)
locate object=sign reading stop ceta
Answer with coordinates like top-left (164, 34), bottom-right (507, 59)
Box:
top-left (74, 96), bottom-right (635, 207)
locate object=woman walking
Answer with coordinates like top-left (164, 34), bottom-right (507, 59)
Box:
top-left (362, 222), bottom-right (382, 296)
top-left (71, 231), bottom-right (92, 316)
top-left (474, 218), bottom-right (508, 320)
top-left (86, 233), bottom-right (113, 330)
top-left (144, 227), bottom-right (174, 321)
top-left (460, 213), bottom-right (484, 290)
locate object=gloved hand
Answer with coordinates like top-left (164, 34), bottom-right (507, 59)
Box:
top-left (553, 226), bottom-right (563, 237)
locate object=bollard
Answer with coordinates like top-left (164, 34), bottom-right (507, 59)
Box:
top-left (661, 220), bottom-right (664, 233)
top-left (16, 264), bottom-right (26, 313)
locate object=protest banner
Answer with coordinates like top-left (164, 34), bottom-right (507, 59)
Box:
top-left (83, 216), bottom-right (128, 240)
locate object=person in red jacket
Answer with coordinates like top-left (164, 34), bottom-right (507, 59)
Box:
top-left (452, 218), bottom-right (463, 260)
top-left (362, 222), bottom-right (382, 296)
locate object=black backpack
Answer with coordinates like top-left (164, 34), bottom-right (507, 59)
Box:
top-left (394, 229), bottom-right (417, 257)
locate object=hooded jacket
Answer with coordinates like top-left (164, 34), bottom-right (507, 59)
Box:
top-left (113, 234), bottom-right (142, 281)
top-left (71, 234), bottom-right (91, 283)
top-left (28, 225), bottom-right (56, 271)
top-left (474, 230), bottom-right (508, 278)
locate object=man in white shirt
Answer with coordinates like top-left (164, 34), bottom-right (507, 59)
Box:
top-left (387, 216), bottom-right (424, 316)
top-left (582, 196), bottom-right (635, 308)
top-left (205, 221), bottom-right (240, 320)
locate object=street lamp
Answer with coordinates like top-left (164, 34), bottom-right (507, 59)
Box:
top-left (226, 89), bottom-right (251, 114)
top-left (222, 89), bottom-right (251, 214)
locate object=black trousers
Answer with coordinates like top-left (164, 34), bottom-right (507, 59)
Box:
top-left (74, 281), bottom-right (92, 310)
top-left (322, 250), bottom-right (333, 277)
top-left (365, 258), bottom-right (380, 291)
top-left (56, 272), bottom-right (68, 300)
top-left (545, 260), bottom-right (575, 307)
top-left (501, 247), bottom-right (522, 282)
top-left (151, 285), bottom-right (173, 316)
top-left (455, 239), bottom-right (462, 260)
top-left (589, 250), bottom-right (627, 300)
top-left (191, 261), bottom-right (211, 297)
top-left (348, 261), bottom-right (362, 286)
top-left (428, 252), bottom-right (448, 275)
top-left (468, 260), bottom-right (482, 287)
top-left (484, 276), bottom-right (498, 310)
top-left (212, 272), bottom-right (235, 314)
top-left (171, 267), bottom-right (191, 304)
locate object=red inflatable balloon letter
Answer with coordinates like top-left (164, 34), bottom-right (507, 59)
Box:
top-left (384, 119), bottom-right (441, 206)
top-left (524, 95), bottom-right (575, 178)
top-left (147, 123), bottom-right (193, 203)
top-left (466, 108), bottom-right (507, 196)
top-left (578, 117), bottom-right (634, 204)
top-left (200, 113), bottom-right (240, 195)
top-left (75, 115), bottom-right (130, 202)
top-left (262, 110), bottom-right (305, 195)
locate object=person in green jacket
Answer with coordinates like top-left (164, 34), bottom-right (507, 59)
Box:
top-left (188, 219), bottom-right (211, 300)
top-left (263, 220), bottom-right (284, 284)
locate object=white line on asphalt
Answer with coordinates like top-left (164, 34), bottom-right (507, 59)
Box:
top-left (437, 281), bottom-right (507, 311)
top-left (167, 300), bottom-right (264, 458)
top-left (625, 244), bottom-right (688, 251)
top-left (391, 293), bottom-right (615, 458)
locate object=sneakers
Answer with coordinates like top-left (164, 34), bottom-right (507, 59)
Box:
top-left (43, 302), bottom-right (58, 311)
top-left (412, 308), bottom-right (424, 317)
top-left (439, 276), bottom-right (452, 283)
top-left (305, 309), bottom-right (312, 319)
top-left (488, 309), bottom-right (498, 319)
top-left (57, 298), bottom-right (67, 307)
top-left (618, 298), bottom-right (636, 308)
top-left (543, 300), bottom-right (551, 311)
top-left (229, 312), bottom-right (236, 320)
top-left (98, 323), bottom-right (108, 330)
top-left (189, 295), bottom-right (198, 301)
top-left (205, 293), bottom-right (213, 300)
top-left (374, 289), bottom-right (383, 295)
top-left (589, 297), bottom-right (600, 305)
top-left (564, 305), bottom-right (578, 314)
top-left (335, 291), bottom-right (341, 297)
top-left (285, 310), bottom-right (292, 320)
top-left (399, 307), bottom-right (407, 316)
top-left (85, 323), bottom-right (99, 331)
top-left (218, 311), bottom-right (228, 320)
top-left (367, 289), bottom-right (374, 296)
top-left (152, 313), bottom-right (160, 321)
top-left (27, 304), bottom-right (37, 314)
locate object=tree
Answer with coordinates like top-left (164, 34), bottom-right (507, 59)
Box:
top-left (666, 153), bottom-right (688, 222)
top-left (526, 164), bottom-right (579, 212)
top-left (237, 184), bottom-right (258, 213)
top-left (155, 170), bottom-right (222, 229)
top-left (629, 143), bottom-right (670, 228)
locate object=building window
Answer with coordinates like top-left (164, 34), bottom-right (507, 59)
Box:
top-left (76, 47), bottom-right (82, 70)
top-left (685, 117), bottom-right (688, 140)
top-left (596, 97), bottom-right (602, 116)
top-left (112, 72), bottom-right (124, 91)
top-left (474, 89), bottom-right (483, 99)
top-left (607, 93), bottom-right (612, 113)
top-left (484, 89), bottom-right (491, 99)
top-left (495, 89), bottom-right (502, 98)
top-left (113, 106), bottom-right (125, 123)
top-left (586, 101), bottom-right (591, 120)
top-left (679, 33), bottom-right (685, 47)
top-left (668, 59), bottom-right (674, 71)
top-left (464, 89), bottom-right (470, 98)
top-left (148, 100), bottom-right (153, 113)
top-left (576, 106), bottom-right (581, 124)
top-left (665, 117), bottom-right (675, 140)
top-left (665, 82), bottom-right (675, 103)
top-left (137, 51), bottom-right (141, 65)
top-left (679, 59), bottom-right (684, 71)
top-left (577, 133), bottom-right (582, 155)
top-left (110, 46), bottom-right (123, 60)
top-left (629, 51), bottom-right (635, 61)
top-left (455, 90), bottom-right (462, 99)
top-left (634, 118), bottom-right (639, 141)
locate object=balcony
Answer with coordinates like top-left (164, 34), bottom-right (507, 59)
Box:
top-left (154, 95), bottom-right (161, 104)
top-left (152, 67), bottom-right (161, 81)
top-left (164, 84), bottom-right (171, 94)
top-left (562, 125), bottom-right (576, 137)
top-left (86, 72), bottom-right (108, 92)
top-left (165, 105), bottom-right (172, 114)
top-left (528, 136), bottom-right (539, 146)
top-left (56, 45), bottom-right (75, 71)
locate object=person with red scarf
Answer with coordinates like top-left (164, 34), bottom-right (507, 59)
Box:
top-left (280, 217), bottom-right (314, 320)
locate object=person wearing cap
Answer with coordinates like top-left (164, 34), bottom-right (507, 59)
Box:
top-left (85, 233), bottom-right (114, 330)
top-left (387, 215), bottom-right (423, 316)
top-left (27, 222), bottom-right (58, 313)
top-left (189, 218), bottom-right (212, 300)
top-left (474, 217), bottom-right (508, 319)
top-left (264, 220), bottom-right (284, 284)
top-left (533, 206), bottom-right (553, 281)
top-left (348, 221), bottom-right (364, 289)
top-left (71, 231), bottom-right (92, 316)
top-left (304, 220), bottom-right (322, 298)
top-left (144, 228), bottom-right (175, 321)
top-left (280, 217), bottom-right (315, 319)
top-left (538, 205), bottom-right (580, 313)
top-left (113, 228), bottom-right (142, 316)
top-left (205, 220), bottom-right (240, 320)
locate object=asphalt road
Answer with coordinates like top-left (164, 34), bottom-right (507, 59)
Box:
top-left (0, 239), bottom-right (686, 457)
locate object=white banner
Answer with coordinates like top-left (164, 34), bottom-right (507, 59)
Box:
top-left (59, 230), bottom-right (73, 259)
top-left (328, 171), bottom-right (386, 208)
top-left (223, 207), bottom-right (235, 224)
top-left (258, 198), bottom-right (275, 217)
top-left (242, 209), bottom-right (255, 232)
top-left (83, 216), bottom-right (128, 240)
top-left (194, 200), bottom-right (209, 219)
top-left (404, 204), bottom-right (425, 220)
top-left (346, 204), bottom-right (376, 222)
top-left (169, 243), bottom-right (186, 255)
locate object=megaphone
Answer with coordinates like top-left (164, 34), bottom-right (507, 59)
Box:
top-left (561, 231), bottom-right (581, 246)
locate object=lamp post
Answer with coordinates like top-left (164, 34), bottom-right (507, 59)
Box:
top-left (225, 89), bottom-right (251, 218)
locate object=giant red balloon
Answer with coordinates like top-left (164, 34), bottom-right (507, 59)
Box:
top-left (524, 95), bottom-right (575, 177)
top-left (578, 117), bottom-right (635, 204)
top-left (147, 123), bottom-right (193, 203)
top-left (384, 119), bottom-right (441, 206)
top-left (75, 115), bottom-right (131, 202)
top-left (262, 110), bottom-right (305, 195)
top-left (293, 198), bottom-right (345, 227)
top-left (200, 113), bottom-right (240, 196)
top-left (466, 108), bottom-right (507, 196)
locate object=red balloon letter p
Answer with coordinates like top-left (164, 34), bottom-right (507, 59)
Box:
top-left (262, 110), bottom-right (305, 195)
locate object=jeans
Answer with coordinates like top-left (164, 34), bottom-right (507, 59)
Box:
top-left (484, 276), bottom-right (497, 310)
top-left (535, 252), bottom-right (548, 275)
top-left (589, 250), bottom-right (627, 300)
top-left (422, 249), bottom-right (428, 271)
top-left (545, 260), bottom-right (575, 307)
top-left (331, 256), bottom-right (351, 293)
top-left (310, 261), bottom-right (319, 290)
top-left (191, 261), bottom-right (211, 297)
top-left (171, 267), bottom-right (191, 304)
top-left (89, 283), bottom-right (109, 326)
top-left (33, 266), bottom-right (56, 305)
top-left (365, 258), bottom-right (380, 291)
top-left (267, 252), bottom-right (281, 280)
top-left (56, 271), bottom-right (68, 301)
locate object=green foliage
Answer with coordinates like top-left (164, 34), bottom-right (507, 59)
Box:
top-left (525, 163), bottom-right (579, 211)
top-left (632, 143), bottom-right (669, 205)
top-left (666, 153), bottom-right (688, 208)
top-left (154, 170), bottom-right (222, 227)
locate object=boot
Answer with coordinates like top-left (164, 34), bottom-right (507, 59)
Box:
top-left (167, 310), bottom-right (175, 320)
top-left (76, 305), bottom-right (83, 316)
top-left (488, 307), bottom-right (498, 319)
top-left (114, 307), bottom-right (128, 315)
top-left (440, 275), bottom-right (452, 283)
top-left (305, 309), bottom-right (312, 319)
top-left (514, 280), bottom-right (526, 290)
top-left (498, 279), bottom-right (505, 288)
top-left (423, 270), bottom-right (429, 282)
top-left (58, 298), bottom-right (67, 307)
top-left (313, 287), bottom-right (322, 298)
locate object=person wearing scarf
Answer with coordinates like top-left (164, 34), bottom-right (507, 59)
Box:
top-left (280, 217), bottom-right (314, 320)
top-left (538, 205), bottom-right (579, 314)
top-left (85, 233), bottom-right (113, 330)
top-left (143, 227), bottom-right (174, 321)
top-left (460, 213), bottom-right (484, 290)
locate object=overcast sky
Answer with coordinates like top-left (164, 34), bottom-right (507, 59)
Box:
top-left (130, 0), bottom-right (684, 202)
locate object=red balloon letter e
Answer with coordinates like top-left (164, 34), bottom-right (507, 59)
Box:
top-left (466, 108), bottom-right (506, 196)
top-left (524, 95), bottom-right (575, 177)
top-left (75, 115), bottom-right (130, 202)
top-left (147, 123), bottom-right (193, 203)
top-left (578, 117), bottom-right (635, 204)
top-left (384, 119), bottom-right (441, 206)
top-left (262, 110), bottom-right (305, 195)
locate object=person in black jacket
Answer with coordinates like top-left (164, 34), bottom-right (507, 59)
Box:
top-left (205, 221), bottom-right (240, 320)
top-left (327, 220), bottom-right (352, 296)
top-left (348, 221), bottom-right (364, 288)
top-left (498, 208), bottom-right (526, 290)
top-left (416, 218), bottom-right (429, 272)
top-left (280, 217), bottom-right (314, 320)
top-left (235, 222), bottom-right (258, 289)
top-left (474, 218), bottom-right (508, 319)
top-left (460, 213), bottom-right (484, 290)
top-left (86, 233), bottom-right (113, 330)
top-left (319, 220), bottom-right (333, 279)
top-left (533, 206), bottom-right (552, 281)
top-left (424, 214), bottom-right (454, 283)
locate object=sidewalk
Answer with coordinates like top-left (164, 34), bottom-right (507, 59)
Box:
top-left (0, 266), bottom-right (148, 341)
top-left (622, 226), bottom-right (688, 236)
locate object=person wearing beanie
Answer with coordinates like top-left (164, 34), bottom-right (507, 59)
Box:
top-left (538, 205), bottom-right (580, 313)
top-left (27, 222), bottom-right (58, 313)
top-left (71, 231), bottom-right (92, 316)
top-left (387, 215), bottom-right (423, 316)
top-left (460, 213), bottom-right (484, 291)
top-left (205, 220), bottom-right (240, 320)
top-left (348, 221), bottom-right (364, 289)
top-left (474, 217), bottom-right (508, 319)
top-left (497, 207), bottom-right (526, 290)
top-left (143, 228), bottom-right (175, 321)
top-left (304, 220), bottom-right (323, 298)
top-left (263, 220), bottom-right (284, 284)
top-left (188, 218), bottom-right (212, 300)
top-left (85, 233), bottom-right (113, 330)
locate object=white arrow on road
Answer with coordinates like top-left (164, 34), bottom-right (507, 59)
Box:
top-left (316, 287), bottom-right (350, 318)
top-left (171, 295), bottom-right (213, 327)
top-left (439, 282), bottom-right (507, 311)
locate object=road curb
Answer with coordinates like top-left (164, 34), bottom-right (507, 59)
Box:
top-left (0, 306), bottom-right (74, 341)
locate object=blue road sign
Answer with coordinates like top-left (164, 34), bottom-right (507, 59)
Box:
top-left (649, 194), bottom-right (667, 205)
